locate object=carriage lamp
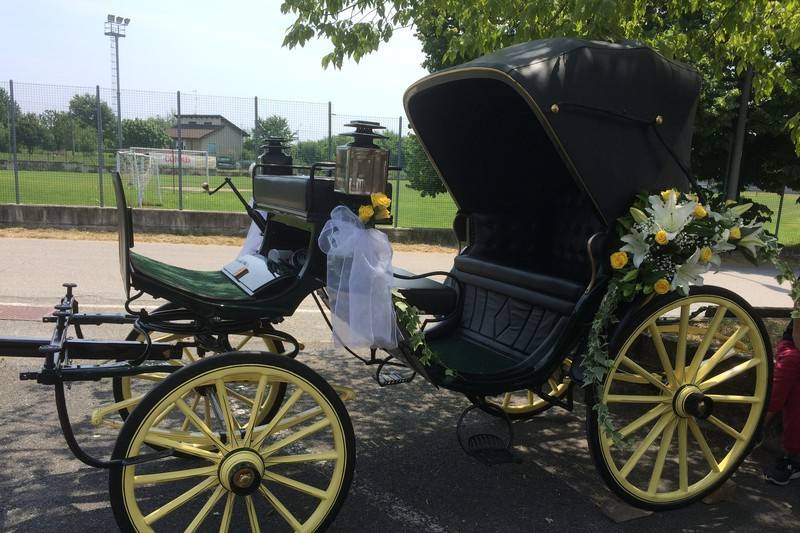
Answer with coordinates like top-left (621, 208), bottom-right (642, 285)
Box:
top-left (258, 137), bottom-right (293, 175)
top-left (335, 121), bottom-right (390, 195)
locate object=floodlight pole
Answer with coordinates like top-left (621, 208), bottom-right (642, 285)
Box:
top-left (104, 15), bottom-right (130, 150)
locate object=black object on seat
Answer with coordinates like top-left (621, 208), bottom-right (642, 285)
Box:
top-left (392, 267), bottom-right (458, 316)
top-left (252, 174), bottom-right (335, 217)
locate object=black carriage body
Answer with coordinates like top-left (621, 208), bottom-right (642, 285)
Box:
top-left (398, 39), bottom-right (703, 396)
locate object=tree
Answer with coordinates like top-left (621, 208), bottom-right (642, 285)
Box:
top-left (68, 93), bottom-right (116, 136)
top-left (122, 118), bottom-right (171, 148)
top-left (403, 132), bottom-right (443, 196)
top-left (244, 115), bottom-right (299, 160)
top-left (40, 110), bottom-right (75, 151)
top-left (282, 1), bottom-right (800, 192)
top-left (15, 113), bottom-right (48, 153)
top-left (0, 88), bottom-right (21, 152)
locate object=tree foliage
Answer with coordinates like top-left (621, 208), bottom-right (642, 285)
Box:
top-left (122, 118), bottom-right (171, 149)
top-left (68, 93), bottom-right (116, 135)
top-left (282, 0), bottom-right (800, 193)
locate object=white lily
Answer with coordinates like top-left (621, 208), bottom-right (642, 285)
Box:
top-left (671, 248), bottom-right (710, 295)
top-left (620, 227), bottom-right (650, 267)
top-left (647, 191), bottom-right (696, 240)
top-left (736, 225), bottom-right (766, 256)
top-left (629, 207), bottom-right (649, 224)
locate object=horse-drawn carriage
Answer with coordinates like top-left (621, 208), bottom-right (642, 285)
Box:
top-left (0, 39), bottom-right (772, 531)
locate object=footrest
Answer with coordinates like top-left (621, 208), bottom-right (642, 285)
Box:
top-left (376, 363), bottom-right (416, 387)
top-left (456, 404), bottom-right (521, 466)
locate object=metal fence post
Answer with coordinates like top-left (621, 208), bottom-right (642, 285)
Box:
top-left (96, 85), bottom-right (105, 207)
top-left (394, 116), bottom-right (402, 228)
top-left (327, 101), bottom-right (333, 160)
top-left (254, 96), bottom-right (259, 134)
top-left (9, 80), bottom-right (20, 204)
top-left (775, 187), bottom-right (786, 239)
top-left (177, 91), bottom-right (183, 210)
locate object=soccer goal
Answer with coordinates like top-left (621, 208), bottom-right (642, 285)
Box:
top-left (116, 150), bottom-right (163, 207)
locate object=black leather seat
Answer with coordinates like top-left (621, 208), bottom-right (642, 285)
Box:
top-left (392, 267), bottom-right (458, 316)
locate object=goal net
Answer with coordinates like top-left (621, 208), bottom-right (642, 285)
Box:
top-left (116, 150), bottom-right (163, 207)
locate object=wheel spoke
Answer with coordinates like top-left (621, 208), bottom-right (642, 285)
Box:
top-left (698, 357), bottom-right (762, 392)
top-left (175, 397), bottom-right (229, 451)
top-left (688, 418), bottom-right (720, 473)
top-left (606, 394), bottom-right (670, 404)
top-left (244, 376), bottom-right (269, 445)
top-left (674, 305), bottom-right (690, 380)
top-left (678, 418), bottom-right (688, 492)
top-left (181, 393), bottom-right (202, 432)
top-left (547, 378), bottom-right (559, 391)
top-left (261, 418), bottom-right (332, 458)
top-left (134, 465), bottom-right (218, 486)
top-left (204, 395), bottom-right (212, 426)
top-left (620, 413), bottom-right (673, 478)
top-left (528, 389), bottom-right (536, 405)
top-left (704, 394), bottom-right (760, 404)
top-left (685, 306), bottom-right (727, 383)
top-left (266, 451), bottom-right (339, 465)
top-left (214, 379), bottom-right (241, 447)
top-left (273, 406), bottom-right (324, 433)
top-left (618, 404), bottom-right (670, 439)
top-left (259, 485), bottom-right (303, 531)
top-left (185, 485), bottom-right (226, 533)
top-left (647, 418), bottom-right (677, 495)
top-left (234, 335), bottom-right (253, 350)
top-left (694, 326), bottom-right (751, 383)
top-left (144, 476), bottom-right (217, 525)
top-left (246, 495), bottom-right (261, 533)
top-left (263, 471), bottom-right (329, 500)
top-left (142, 433), bottom-right (222, 461)
top-left (707, 415), bottom-right (745, 441)
top-left (251, 388), bottom-right (304, 449)
top-left (226, 386), bottom-right (256, 406)
top-left (219, 493), bottom-right (234, 533)
top-left (619, 357), bottom-right (671, 394)
top-left (648, 322), bottom-right (677, 387)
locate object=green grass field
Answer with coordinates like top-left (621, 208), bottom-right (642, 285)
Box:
top-left (3, 168), bottom-right (799, 238)
top-left (0, 169), bottom-right (458, 229)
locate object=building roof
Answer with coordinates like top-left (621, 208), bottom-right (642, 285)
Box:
top-left (167, 127), bottom-right (217, 140)
top-left (171, 114), bottom-right (249, 136)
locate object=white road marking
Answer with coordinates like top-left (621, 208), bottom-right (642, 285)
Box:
top-left (350, 479), bottom-right (450, 532)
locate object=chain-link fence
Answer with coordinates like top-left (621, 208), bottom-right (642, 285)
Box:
top-left (1, 80), bottom-right (455, 229)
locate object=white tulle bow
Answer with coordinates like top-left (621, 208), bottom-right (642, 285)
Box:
top-left (318, 206), bottom-right (398, 349)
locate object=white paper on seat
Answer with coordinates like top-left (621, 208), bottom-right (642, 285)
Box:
top-left (318, 206), bottom-right (398, 349)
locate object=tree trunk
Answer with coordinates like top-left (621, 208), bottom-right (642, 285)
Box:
top-left (725, 66), bottom-right (754, 201)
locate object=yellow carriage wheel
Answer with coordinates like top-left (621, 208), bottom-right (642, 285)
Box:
top-left (479, 359), bottom-right (572, 420)
top-left (113, 330), bottom-right (286, 424)
top-left (586, 286), bottom-right (772, 510)
top-left (109, 352), bottom-right (355, 532)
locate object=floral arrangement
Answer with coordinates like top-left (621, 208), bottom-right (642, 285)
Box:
top-left (358, 192), bottom-right (392, 224)
top-left (582, 188), bottom-right (794, 443)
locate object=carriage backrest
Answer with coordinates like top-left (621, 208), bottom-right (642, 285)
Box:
top-left (112, 172), bottom-right (134, 297)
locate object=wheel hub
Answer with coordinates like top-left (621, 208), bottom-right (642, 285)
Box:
top-left (673, 385), bottom-right (714, 419)
top-left (219, 449), bottom-right (265, 495)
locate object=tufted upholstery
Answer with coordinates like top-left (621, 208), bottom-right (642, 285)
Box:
top-left (428, 179), bottom-right (604, 373)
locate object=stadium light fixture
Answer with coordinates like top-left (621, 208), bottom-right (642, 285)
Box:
top-left (103, 14), bottom-right (130, 150)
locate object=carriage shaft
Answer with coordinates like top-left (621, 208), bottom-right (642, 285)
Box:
top-left (0, 336), bottom-right (183, 360)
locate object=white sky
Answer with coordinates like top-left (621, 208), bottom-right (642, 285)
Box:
top-left (0, 0), bottom-right (429, 137)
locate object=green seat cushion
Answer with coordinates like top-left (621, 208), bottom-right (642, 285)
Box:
top-left (427, 335), bottom-right (522, 375)
top-left (130, 252), bottom-right (248, 301)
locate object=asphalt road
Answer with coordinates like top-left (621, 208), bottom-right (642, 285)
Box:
top-left (0, 237), bottom-right (798, 532)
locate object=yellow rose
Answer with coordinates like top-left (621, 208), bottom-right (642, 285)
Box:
top-left (693, 204), bottom-right (707, 219)
top-left (660, 189), bottom-right (672, 201)
top-left (729, 226), bottom-right (741, 240)
top-left (610, 251), bottom-right (629, 270)
top-left (374, 206), bottom-right (391, 220)
top-left (655, 229), bottom-right (669, 245)
top-left (370, 192), bottom-right (391, 209)
top-left (700, 246), bottom-right (713, 263)
top-left (358, 204), bottom-right (374, 224)
top-left (653, 278), bottom-right (671, 295)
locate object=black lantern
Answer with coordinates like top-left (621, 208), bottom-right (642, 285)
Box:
top-left (258, 137), bottom-right (293, 175)
top-left (334, 121), bottom-right (389, 195)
